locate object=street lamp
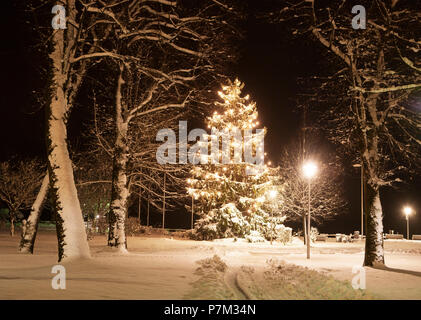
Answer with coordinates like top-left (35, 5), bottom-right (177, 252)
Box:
top-left (268, 189), bottom-right (278, 200)
top-left (403, 206), bottom-right (413, 240)
top-left (353, 163), bottom-right (364, 236)
top-left (302, 161), bottom-right (318, 259)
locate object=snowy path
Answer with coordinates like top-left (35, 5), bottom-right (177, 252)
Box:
top-left (1, 232), bottom-right (420, 299)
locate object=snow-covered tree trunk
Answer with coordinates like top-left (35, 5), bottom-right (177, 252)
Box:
top-left (363, 184), bottom-right (384, 266)
top-left (47, 26), bottom-right (90, 262)
top-left (19, 172), bottom-right (49, 253)
top-left (108, 130), bottom-right (129, 251)
top-left (108, 69), bottom-right (129, 252)
top-left (362, 92), bottom-right (385, 267)
top-left (362, 131), bottom-right (385, 266)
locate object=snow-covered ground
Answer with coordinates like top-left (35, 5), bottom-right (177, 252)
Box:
top-left (1, 231), bottom-right (421, 299)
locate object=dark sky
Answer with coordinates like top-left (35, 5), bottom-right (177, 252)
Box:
top-left (1, 1), bottom-right (420, 236)
top-left (236, 4), bottom-right (420, 236)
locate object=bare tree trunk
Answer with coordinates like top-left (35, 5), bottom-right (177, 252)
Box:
top-left (108, 141), bottom-right (129, 252)
top-left (138, 188), bottom-right (141, 222)
top-left (19, 172), bottom-right (49, 253)
top-left (147, 195), bottom-right (150, 227)
top-left (47, 27), bottom-right (90, 262)
top-left (10, 216), bottom-right (15, 237)
top-left (363, 92), bottom-right (385, 267)
top-left (108, 68), bottom-right (129, 252)
top-left (363, 184), bottom-right (385, 266)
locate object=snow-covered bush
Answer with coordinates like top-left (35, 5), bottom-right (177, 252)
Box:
top-left (153, 227), bottom-right (170, 235)
top-left (193, 203), bottom-right (251, 240)
top-left (125, 217), bottom-right (142, 236)
top-left (245, 230), bottom-right (266, 243)
top-left (185, 229), bottom-right (196, 239)
top-left (196, 255), bottom-right (228, 273)
top-left (139, 225), bottom-right (153, 235)
top-left (273, 225), bottom-right (292, 244)
top-left (256, 215), bottom-right (291, 244)
top-left (171, 230), bottom-right (189, 238)
top-left (310, 227), bottom-right (319, 243)
top-left (192, 203), bottom-right (291, 243)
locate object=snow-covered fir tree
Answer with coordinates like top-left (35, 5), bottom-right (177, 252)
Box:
top-left (187, 79), bottom-right (290, 242)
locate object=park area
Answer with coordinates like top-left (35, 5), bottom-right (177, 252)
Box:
top-left (1, 230), bottom-right (421, 300)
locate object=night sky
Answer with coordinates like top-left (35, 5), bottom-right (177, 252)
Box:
top-left (1, 1), bottom-right (420, 236)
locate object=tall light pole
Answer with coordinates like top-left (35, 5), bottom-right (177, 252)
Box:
top-left (138, 187), bottom-right (142, 223)
top-left (403, 206), bottom-right (413, 240)
top-left (162, 172), bottom-right (166, 230)
top-left (146, 193), bottom-right (150, 227)
top-left (187, 178), bottom-right (196, 230)
top-left (353, 163), bottom-right (364, 236)
top-left (267, 189), bottom-right (278, 245)
top-left (302, 161), bottom-right (318, 259)
top-left (191, 195), bottom-right (194, 230)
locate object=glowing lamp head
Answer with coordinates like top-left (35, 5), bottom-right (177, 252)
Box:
top-left (302, 161), bottom-right (318, 179)
top-left (403, 206), bottom-right (413, 217)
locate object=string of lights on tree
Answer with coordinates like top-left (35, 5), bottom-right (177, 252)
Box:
top-left (186, 79), bottom-right (287, 241)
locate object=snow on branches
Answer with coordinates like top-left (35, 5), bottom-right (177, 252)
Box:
top-left (187, 80), bottom-right (289, 242)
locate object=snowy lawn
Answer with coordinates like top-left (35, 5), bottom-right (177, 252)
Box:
top-left (1, 231), bottom-right (421, 299)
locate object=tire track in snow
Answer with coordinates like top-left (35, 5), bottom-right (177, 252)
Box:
top-left (224, 267), bottom-right (252, 300)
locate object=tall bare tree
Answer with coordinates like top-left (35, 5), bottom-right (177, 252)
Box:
top-left (24, 0), bottom-right (115, 260)
top-left (0, 160), bottom-right (44, 237)
top-left (89, 73), bottom-right (192, 241)
top-left (78, 0), bottom-right (242, 251)
top-left (271, 0), bottom-right (421, 265)
top-left (278, 140), bottom-right (346, 237)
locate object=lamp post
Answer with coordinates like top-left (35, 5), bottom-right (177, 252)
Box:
top-left (302, 161), bottom-right (318, 259)
top-left (403, 206), bottom-right (413, 240)
top-left (187, 178), bottom-right (196, 230)
top-left (146, 193), bottom-right (150, 227)
top-left (353, 163), bottom-right (364, 236)
top-left (191, 195), bottom-right (194, 230)
top-left (267, 189), bottom-right (278, 245)
top-left (162, 172), bottom-right (166, 230)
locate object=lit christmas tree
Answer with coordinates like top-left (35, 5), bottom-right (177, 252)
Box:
top-left (187, 79), bottom-right (290, 242)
